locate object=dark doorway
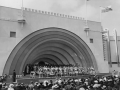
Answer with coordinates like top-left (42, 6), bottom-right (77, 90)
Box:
top-left (38, 61), bottom-right (45, 66)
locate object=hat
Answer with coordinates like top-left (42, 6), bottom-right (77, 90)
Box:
top-left (94, 80), bottom-right (98, 83)
top-left (52, 84), bottom-right (59, 89)
top-left (21, 83), bottom-right (24, 85)
top-left (9, 84), bottom-right (14, 88)
top-left (58, 79), bottom-right (62, 84)
top-left (79, 87), bottom-right (85, 90)
top-left (75, 79), bottom-right (79, 82)
top-left (93, 84), bottom-right (100, 88)
top-left (108, 79), bottom-right (112, 81)
top-left (115, 75), bottom-right (118, 78)
top-left (79, 79), bottom-right (81, 82)
top-left (43, 80), bottom-right (49, 86)
top-left (102, 85), bottom-right (106, 89)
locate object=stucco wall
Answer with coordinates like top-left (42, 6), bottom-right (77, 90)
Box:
top-left (0, 6), bottom-right (109, 75)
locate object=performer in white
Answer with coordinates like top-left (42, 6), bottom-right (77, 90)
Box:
top-left (30, 71), bottom-right (36, 78)
top-left (38, 67), bottom-right (42, 78)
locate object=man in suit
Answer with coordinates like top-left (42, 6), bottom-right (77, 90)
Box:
top-left (12, 70), bottom-right (16, 82)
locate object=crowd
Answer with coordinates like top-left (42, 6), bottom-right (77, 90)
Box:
top-left (0, 74), bottom-right (7, 83)
top-left (0, 64), bottom-right (119, 90)
top-left (24, 64), bottom-right (96, 78)
top-left (0, 74), bottom-right (120, 90)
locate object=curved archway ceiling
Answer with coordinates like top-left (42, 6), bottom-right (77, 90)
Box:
top-left (32, 54), bottom-right (64, 65)
top-left (33, 58), bottom-right (58, 65)
top-left (4, 27), bottom-right (98, 75)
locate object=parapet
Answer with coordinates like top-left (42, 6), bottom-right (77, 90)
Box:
top-left (23, 7), bottom-right (85, 20)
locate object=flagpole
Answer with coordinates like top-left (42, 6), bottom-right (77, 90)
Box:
top-left (21, 0), bottom-right (24, 29)
top-left (85, 0), bottom-right (88, 26)
top-left (100, 6), bottom-right (102, 23)
top-left (21, 0), bottom-right (23, 17)
top-left (84, 0), bottom-right (90, 36)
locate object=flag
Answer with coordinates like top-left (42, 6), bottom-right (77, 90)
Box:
top-left (101, 6), bottom-right (112, 13)
top-left (113, 29), bottom-right (119, 66)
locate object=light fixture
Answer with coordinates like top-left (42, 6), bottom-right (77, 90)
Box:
top-left (84, 26), bottom-right (90, 36)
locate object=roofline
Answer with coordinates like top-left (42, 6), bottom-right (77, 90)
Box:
top-left (0, 5), bottom-right (101, 23)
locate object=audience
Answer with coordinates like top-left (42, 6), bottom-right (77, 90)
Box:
top-left (0, 74), bottom-right (119, 90)
top-left (0, 65), bottom-right (119, 90)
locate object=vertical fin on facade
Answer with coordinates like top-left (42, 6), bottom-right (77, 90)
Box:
top-left (102, 35), bottom-right (107, 61)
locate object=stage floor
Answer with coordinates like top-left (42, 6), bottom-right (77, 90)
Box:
top-left (17, 75), bottom-right (90, 84)
top-left (5, 73), bottom-right (111, 84)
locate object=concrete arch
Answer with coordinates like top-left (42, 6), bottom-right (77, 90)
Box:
top-left (3, 27), bottom-right (98, 75)
top-left (29, 42), bottom-right (83, 65)
top-left (32, 54), bottom-right (63, 65)
top-left (24, 50), bottom-right (70, 66)
top-left (18, 39), bottom-right (86, 74)
top-left (25, 46), bottom-right (76, 64)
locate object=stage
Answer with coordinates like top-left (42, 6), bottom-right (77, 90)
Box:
top-left (5, 73), bottom-right (111, 84)
top-left (17, 75), bottom-right (91, 84)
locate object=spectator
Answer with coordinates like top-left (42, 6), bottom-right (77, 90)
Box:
top-left (14, 83), bottom-right (21, 90)
top-left (0, 72), bottom-right (119, 90)
top-left (1, 83), bottom-right (7, 90)
top-left (33, 82), bottom-right (39, 90)
top-left (28, 81), bottom-right (34, 90)
top-left (20, 83), bottom-right (26, 90)
top-left (8, 84), bottom-right (14, 90)
top-left (0, 82), bottom-right (2, 90)
top-left (39, 82), bottom-right (44, 90)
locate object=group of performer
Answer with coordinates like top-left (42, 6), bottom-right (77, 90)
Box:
top-left (24, 64), bottom-right (96, 78)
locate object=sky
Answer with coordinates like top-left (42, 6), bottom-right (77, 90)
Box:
top-left (0, 0), bottom-right (120, 36)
